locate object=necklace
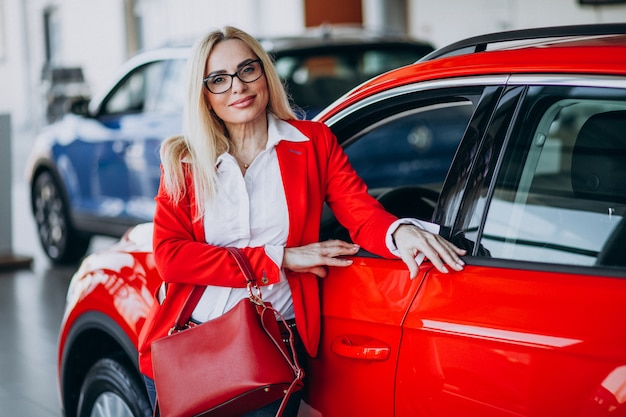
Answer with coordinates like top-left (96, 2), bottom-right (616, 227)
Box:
top-left (230, 137), bottom-right (267, 170)
top-left (231, 152), bottom-right (254, 170)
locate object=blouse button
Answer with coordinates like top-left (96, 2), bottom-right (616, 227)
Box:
top-left (261, 276), bottom-right (270, 284)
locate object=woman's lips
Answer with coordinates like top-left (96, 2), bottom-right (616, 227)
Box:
top-left (229, 95), bottom-right (255, 108)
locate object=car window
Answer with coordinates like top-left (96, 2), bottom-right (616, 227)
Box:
top-left (320, 88), bottom-right (482, 241)
top-left (275, 46), bottom-right (431, 118)
top-left (101, 60), bottom-right (169, 115)
top-left (276, 54), bottom-right (360, 116)
top-left (149, 59), bottom-right (186, 113)
top-left (344, 101), bottom-right (474, 190)
top-left (475, 85), bottom-right (626, 269)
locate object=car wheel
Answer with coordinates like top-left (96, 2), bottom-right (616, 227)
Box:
top-left (76, 358), bottom-right (152, 417)
top-left (32, 170), bottom-right (90, 264)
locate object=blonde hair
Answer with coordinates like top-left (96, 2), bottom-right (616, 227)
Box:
top-left (160, 26), bottom-right (297, 220)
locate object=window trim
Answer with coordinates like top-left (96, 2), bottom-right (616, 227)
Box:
top-left (323, 75), bottom-right (509, 129)
top-left (507, 74), bottom-right (626, 89)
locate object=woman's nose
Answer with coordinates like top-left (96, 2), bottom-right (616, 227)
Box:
top-left (230, 75), bottom-right (247, 93)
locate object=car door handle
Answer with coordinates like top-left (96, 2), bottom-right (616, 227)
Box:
top-left (331, 335), bottom-right (391, 361)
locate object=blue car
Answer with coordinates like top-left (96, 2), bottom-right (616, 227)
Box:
top-left (26, 27), bottom-right (435, 263)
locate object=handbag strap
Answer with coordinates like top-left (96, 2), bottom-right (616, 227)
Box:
top-left (226, 246), bottom-right (258, 286)
top-left (169, 247), bottom-right (256, 333)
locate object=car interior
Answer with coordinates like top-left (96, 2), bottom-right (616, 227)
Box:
top-left (477, 100), bottom-right (626, 269)
top-left (571, 110), bottom-right (626, 267)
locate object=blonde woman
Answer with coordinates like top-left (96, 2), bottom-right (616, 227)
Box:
top-left (138, 26), bottom-right (465, 416)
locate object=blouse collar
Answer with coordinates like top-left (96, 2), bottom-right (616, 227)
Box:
top-left (216, 113), bottom-right (309, 166)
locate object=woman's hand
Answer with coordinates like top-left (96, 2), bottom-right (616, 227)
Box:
top-left (393, 224), bottom-right (466, 278)
top-left (283, 240), bottom-right (360, 278)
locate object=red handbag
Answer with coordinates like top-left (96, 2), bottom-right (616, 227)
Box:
top-left (151, 247), bottom-right (304, 417)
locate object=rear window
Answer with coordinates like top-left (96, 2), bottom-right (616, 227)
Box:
top-left (274, 45), bottom-right (431, 117)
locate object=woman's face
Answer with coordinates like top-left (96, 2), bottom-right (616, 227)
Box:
top-left (204, 39), bottom-right (269, 128)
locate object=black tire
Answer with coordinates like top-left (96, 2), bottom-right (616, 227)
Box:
top-left (32, 170), bottom-right (90, 264)
top-left (77, 358), bottom-right (152, 417)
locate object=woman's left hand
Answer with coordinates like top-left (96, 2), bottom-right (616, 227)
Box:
top-left (283, 240), bottom-right (361, 278)
top-left (393, 224), bottom-right (466, 278)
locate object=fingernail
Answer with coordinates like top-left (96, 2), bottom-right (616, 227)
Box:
top-left (442, 266), bottom-right (449, 274)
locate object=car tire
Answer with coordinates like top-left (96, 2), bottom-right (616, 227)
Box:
top-left (32, 170), bottom-right (90, 264)
top-left (76, 357), bottom-right (152, 417)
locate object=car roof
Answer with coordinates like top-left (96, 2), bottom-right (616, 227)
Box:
top-left (418, 22), bottom-right (626, 61)
top-left (159, 24), bottom-right (433, 52)
top-left (316, 24), bottom-right (626, 120)
top-left (258, 25), bottom-right (433, 53)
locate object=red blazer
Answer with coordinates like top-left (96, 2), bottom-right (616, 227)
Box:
top-left (138, 119), bottom-right (398, 378)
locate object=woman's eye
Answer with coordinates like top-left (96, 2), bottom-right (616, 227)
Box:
top-left (211, 76), bottom-right (226, 85)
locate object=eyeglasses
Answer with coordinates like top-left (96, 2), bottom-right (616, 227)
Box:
top-left (203, 59), bottom-right (264, 94)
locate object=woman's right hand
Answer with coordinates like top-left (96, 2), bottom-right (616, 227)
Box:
top-left (283, 240), bottom-right (360, 278)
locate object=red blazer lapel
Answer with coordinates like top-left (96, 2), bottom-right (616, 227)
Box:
top-left (276, 141), bottom-right (308, 247)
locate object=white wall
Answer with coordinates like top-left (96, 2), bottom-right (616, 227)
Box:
top-left (137, 0), bottom-right (305, 49)
top-left (0, 0), bottom-right (35, 129)
top-left (2, 0), bottom-right (626, 135)
top-left (409, 0), bottom-right (626, 48)
top-left (0, 0), bottom-right (128, 132)
top-left (58, 0), bottom-right (127, 95)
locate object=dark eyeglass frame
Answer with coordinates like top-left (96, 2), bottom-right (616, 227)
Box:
top-left (203, 59), bottom-right (264, 94)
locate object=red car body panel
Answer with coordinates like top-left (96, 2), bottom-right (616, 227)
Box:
top-left (305, 257), bottom-right (423, 416)
top-left (301, 259), bottom-right (626, 417)
top-left (397, 266), bottom-right (626, 416)
top-left (58, 237), bottom-right (158, 375)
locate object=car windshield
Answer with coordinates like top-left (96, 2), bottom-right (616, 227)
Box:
top-left (274, 46), bottom-right (429, 118)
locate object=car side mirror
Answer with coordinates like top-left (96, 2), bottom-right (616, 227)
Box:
top-left (68, 96), bottom-right (91, 117)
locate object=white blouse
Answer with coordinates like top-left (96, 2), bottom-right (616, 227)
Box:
top-left (191, 114), bottom-right (438, 323)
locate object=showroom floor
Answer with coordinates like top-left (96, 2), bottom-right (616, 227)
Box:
top-left (0, 127), bottom-right (107, 416)
top-left (0, 262), bottom-right (73, 417)
top-left (0, 174), bottom-right (116, 417)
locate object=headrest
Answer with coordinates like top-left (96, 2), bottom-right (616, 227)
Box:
top-left (571, 110), bottom-right (626, 204)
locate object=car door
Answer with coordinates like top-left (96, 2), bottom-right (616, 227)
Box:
top-left (397, 79), bottom-right (626, 416)
top-left (78, 58), bottom-right (185, 227)
top-left (304, 81), bottom-right (501, 416)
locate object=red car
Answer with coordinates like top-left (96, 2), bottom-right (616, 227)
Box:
top-left (58, 24), bottom-right (626, 417)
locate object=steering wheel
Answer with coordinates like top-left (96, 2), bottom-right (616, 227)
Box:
top-left (319, 185), bottom-right (440, 242)
top-left (375, 185), bottom-right (439, 221)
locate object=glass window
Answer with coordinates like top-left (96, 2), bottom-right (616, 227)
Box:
top-left (320, 89), bottom-right (481, 242)
top-left (344, 101), bottom-right (474, 190)
top-left (102, 60), bottom-right (168, 115)
top-left (275, 46), bottom-right (430, 118)
top-left (478, 86), bottom-right (626, 268)
top-left (150, 59), bottom-right (186, 113)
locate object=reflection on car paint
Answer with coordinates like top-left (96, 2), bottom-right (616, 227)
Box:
top-left (420, 319), bottom-right (582, 348)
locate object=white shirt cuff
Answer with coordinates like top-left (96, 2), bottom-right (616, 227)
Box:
top-left (263, 245), bottom-right (287, 288)
top-left (385, 218), bottom-right (441, 264)
top-left (264, 244), bottom-right (285, 271)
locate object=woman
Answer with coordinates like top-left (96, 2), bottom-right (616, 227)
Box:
top-left (138, 26), bottom-right (466, 416)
